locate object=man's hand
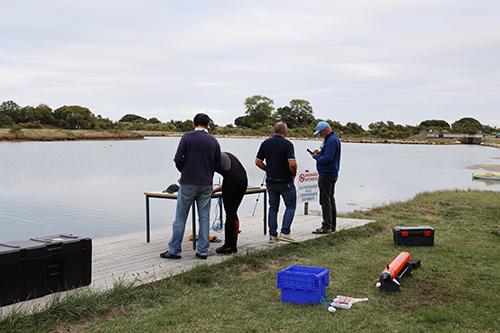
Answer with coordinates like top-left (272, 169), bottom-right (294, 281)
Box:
top-left (212, 185), bottom-right (222, 194)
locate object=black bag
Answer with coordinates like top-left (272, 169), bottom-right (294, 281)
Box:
top-left (163, 184), bottom-right (179, 194)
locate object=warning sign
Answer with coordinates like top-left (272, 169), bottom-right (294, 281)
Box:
top-left (297, 171), bottom-right (318, 203)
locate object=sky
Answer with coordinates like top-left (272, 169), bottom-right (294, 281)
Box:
top-left (1, 0), bottom-right (499, 129)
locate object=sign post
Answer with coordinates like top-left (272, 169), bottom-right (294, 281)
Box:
top-left (297, 170), bottom-right (319, 215)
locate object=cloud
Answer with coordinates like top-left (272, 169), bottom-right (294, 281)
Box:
top-left (1, 0), bottom-right (499, 128)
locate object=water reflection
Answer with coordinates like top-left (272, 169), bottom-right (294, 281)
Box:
top-left (0, 138), bottom-right (499, 242)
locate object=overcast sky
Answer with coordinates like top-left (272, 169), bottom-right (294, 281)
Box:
top-left (1, 0), bottom-right (499, 129)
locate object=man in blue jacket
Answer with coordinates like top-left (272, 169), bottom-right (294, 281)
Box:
top-left (160, 113), bottom-right (222, 260)
top-left (310, 121), bottom-right (341, 234)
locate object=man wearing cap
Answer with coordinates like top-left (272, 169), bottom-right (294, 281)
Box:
top-left (310, 121), bottom-right (341, 234)
top-left (160, 113), bottom-right (222, 260)
top-left (255, 121), bottom-right (298, 244)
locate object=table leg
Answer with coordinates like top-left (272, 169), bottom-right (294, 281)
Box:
top-left (146, 195), bottom-right (151, 243)
top-left (192, 202), bottom-right (196, 251)
top-left (219, 198), bottom-right (223, 227)
top-left (264, 190), bottom-right (267, 235)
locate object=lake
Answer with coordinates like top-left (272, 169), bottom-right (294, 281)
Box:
top-left (1, 137), bottom-right (499, 242)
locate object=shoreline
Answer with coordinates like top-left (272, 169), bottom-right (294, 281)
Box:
top-left (127, 131), bottom-right (500, 148)
top-left (0, 129), bottom-right (145, 142)
top-left (0, 136), bottom-right (145, 142)
top-left (1, 129), bottom-right (499, 148)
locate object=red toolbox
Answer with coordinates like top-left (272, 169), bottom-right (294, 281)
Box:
top-left (393, 226), bottom-right (434, 246)
top-left (0, 234), bottom-right (92, 306)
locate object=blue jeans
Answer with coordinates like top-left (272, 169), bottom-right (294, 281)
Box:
top-left (267, 182), bottom-right (297, 237)
top-left (168, 184), bottom-right (212, 255)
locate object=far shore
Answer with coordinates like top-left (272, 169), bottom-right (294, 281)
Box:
top-left (1, 128), bottom-right (499, 149)
top-left (0, 128), bottom-right (144, 142)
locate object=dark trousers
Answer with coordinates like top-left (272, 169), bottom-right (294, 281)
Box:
top-left (222, 179), bottom-right (247, 248)
top-left (318, 175), bottom-right (338, 230)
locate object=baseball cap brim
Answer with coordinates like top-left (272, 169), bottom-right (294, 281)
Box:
top-left (314, 121), bottom-right (329, 135)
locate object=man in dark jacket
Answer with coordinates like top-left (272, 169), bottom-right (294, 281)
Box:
top-left (310, 121), bottom-right (341, 234)
top-left (160, 113), bottom-right (222, 260)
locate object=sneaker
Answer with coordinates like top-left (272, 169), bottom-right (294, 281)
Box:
top-left (279, 233), bottom-right (299, 244)
top-left (195, 252), bottom-right (207, 260)
top-left (269, 236), bottom-right (280, 243)
top-left (160, 251), bottom-right (181, 259)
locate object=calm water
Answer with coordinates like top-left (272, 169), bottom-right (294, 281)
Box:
top-left (1, 138), bottom-right (499, 242)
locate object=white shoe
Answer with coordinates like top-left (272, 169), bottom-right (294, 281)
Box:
top-left (279, 233), bottom-right (298, 244)
top-left (269, 236), bottom-right (280, 243)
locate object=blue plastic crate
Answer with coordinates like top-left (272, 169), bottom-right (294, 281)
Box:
top-left (277, 265), bottom-right (329, 304)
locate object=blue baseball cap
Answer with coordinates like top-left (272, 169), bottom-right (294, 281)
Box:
top-left (314, 121), bottom-right (329, 135)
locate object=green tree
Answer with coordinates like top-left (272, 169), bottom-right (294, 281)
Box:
top-left (368, 121), bottom-right (388, 130)
top-left (275, 106), bottom-right (292, 126)
top-left (243, 95), bottom-right (275, 127)
top-left (234, 115), bottom-right (252, 128)
top-left (451, 117), bottom-right (482, 134)
top-left (326, 120), bottom-right (343, 134)
top-left (119, 114), bottom-right (146, 123)
top-left (35, 104), bottom-right (56, 125)
top-left (54, 105), bottom-right (96, 129)
top-left (180, 120), bottom-right (194, 132)
top-left (387, 121), bottom-right (397, 131)
top-left (147, 117), bottom-right (161, 124)
top-left (0, 101), bottom-right (22, 125)
top-left (208, 118), bottom-right (219, 132)
top-left (482, 124), bottom-right (500, 135)
top-left (95, 115), bottom-right (115, 129)
top-left (343, 122), bottom-right (364, 135)
top-left (21, 104), bottom-right (56, 125)
top-left (276, 99), bottom-right (314, 128)
top-left (419, 119), bottom-right (450, 130)
top-left (18, 106), bottom-right (32, 123)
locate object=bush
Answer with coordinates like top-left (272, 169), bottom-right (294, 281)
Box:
top-left (9, 124), bottom-right (22, 134)
top-left (21, 121), bottom-right (43, 129)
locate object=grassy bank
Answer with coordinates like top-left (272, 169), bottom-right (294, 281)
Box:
top-left (2, 128), bottom-right (500, 148)
top-left (1, 189), bottom-right (499, 332)
top-left (0, 128), bottom-right (144, 141)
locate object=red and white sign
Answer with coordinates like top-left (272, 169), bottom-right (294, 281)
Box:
top-left (297, 170), bottom-right (318, 203)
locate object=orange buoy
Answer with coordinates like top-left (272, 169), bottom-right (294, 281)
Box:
top-left (379, 252), bottom-right (411, 290)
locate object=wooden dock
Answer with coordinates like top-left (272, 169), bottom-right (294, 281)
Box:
top-left (0, 212), bottom-right (374, 316)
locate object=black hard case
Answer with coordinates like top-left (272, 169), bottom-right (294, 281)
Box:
top-left (393, 226), bottom-right (434, 246)
top-left (0, 234), bottom-right (91, 306)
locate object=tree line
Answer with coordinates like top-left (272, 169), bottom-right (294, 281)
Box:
top-left (1, 98), bottom-right (498, 139)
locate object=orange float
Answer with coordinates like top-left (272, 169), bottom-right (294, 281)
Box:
top-left (379, 251), bottom-right (414, 292)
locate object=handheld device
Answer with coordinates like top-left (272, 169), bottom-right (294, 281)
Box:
top-left (307, 148), bottom-right (313, 154)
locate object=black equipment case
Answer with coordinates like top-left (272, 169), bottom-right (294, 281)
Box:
top-left (393, 226), bottom-right (434, 246)
top-left (0, 234), bottom-right (91, 306)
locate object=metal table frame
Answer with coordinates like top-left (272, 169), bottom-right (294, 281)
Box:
top-left (144, 187), bottom-right (267, 248)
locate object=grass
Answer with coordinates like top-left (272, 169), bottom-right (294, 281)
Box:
top-left (1, 189), bottom-right (499, 332)
top-left (0, 128), bottom-right (143, 141)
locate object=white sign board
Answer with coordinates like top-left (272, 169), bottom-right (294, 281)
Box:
top-left (297, 170), bottom-right (319, 203)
